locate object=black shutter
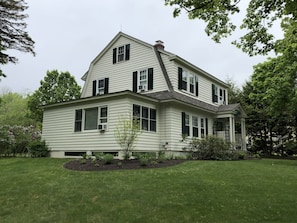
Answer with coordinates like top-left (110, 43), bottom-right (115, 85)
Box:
top-left (178, 67), bottom-right (183, 90)
top-left (133, 71), bottom-right (138, 93)
top-left (104, 78), bottom-right (109, 94)
top-left (212, 84), bottom-right (215, 102)
top-left (148, 68), bottom-right (153, 90)
top-left (195, 77), bottom-right (199, 96)
top-left (205, 118), bottom-right (208, 136)
top-left (113, 48), bottom-right (117, 64)
top-left (223, 90), bottom-right (226, 104)
top-left (92, 80), bottom-right (97, 96)
top-left (181, 112), bottom-right (186, 135)
top-left (125, 44), bottom-right (130, 61)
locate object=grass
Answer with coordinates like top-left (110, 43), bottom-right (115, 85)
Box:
top-left (0, 158), bottom-right (297, 223)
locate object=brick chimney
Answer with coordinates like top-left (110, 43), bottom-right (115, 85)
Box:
top-left (154, 40), bottom-right (164, 50)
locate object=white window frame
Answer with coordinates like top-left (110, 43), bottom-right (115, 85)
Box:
top-left (133, 104), bottom-right (157, 132)
top-left (138, 69), bottom-right (148, 92)
top-left (118, 45), bottom-right (125, 62)
top-left (182, 113), bottom-right (206, 138)
top-left (181, 69), bottom-right (198, 96)
top-left (97, 79), bottom-right (105, 95)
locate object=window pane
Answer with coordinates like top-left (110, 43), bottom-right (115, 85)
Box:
top-left (98, 79), bottom-right (104, 88)
top-left (150, 109), bottom-right (156, 120)
top-left (101, 107), bottom-right (107, 117)
top-left (75, 122), bottom-right (82, 132)
top-left (75, 109), bottom-right (82, 121)
top-left (142, 119), bottom-right (148, 130)
top-left (84, 107), bottom-right (98, 130)
top-left (150, 120), bottom-right (156, 132)
top-left (185, 114), bottom-right (189, 125)
top-left (142, 107), bottom-right (148, 118)
top-left (192, 116), bottom-right (198, 127)
top-left (193, 127), bottom-right (198, 137)
top-left (133, 104), bottom-right (141, 117)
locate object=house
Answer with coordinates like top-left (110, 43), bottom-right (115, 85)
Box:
top-left (42, 32), bottom-right (247, 158)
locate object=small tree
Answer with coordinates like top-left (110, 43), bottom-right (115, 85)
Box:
top-left (114, 117), bottom-right (140, 160)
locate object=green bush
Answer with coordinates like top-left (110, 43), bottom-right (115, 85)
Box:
top-left (103, 154), bottom-right (114, 164)
top-left (189, 136), bottom-right (233, 160)
top-left (28, 140), bottom-right (50, 157)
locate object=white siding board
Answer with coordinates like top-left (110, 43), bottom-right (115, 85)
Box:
top-left (82, 36), bottom-right (168, 98)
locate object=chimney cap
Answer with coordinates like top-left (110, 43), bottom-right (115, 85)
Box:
top-left (154, 40), bottom-right (164, 50)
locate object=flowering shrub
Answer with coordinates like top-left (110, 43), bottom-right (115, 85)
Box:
top-left (0, 125), bottom-right (49, 157)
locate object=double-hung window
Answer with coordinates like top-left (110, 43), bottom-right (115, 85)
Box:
top-left (133, 104), bottom-right (157, 132)
top-left (113, 44), bottom-right (130, 64)
top-left (182, 112), bottom-right (208, 138)
top-left (133, 68), bottom-right (154, 93)
top-left (74, 106), bottom-right (108, 132)
top-left (92, 78), bottom-right (109, 96)
top-left (178, 67), bottom-right (199, 96)
top-left (192, 116), bottom-right (199, 137)
top-left (139, 70), bottom-right (147, 91)
top-left (74, 109), bottom-right (82, 132)
top-left (212, 84), bottom-right (226, 104)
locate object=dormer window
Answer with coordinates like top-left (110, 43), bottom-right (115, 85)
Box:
top-left (178, 67), bottom-right (199, 96)
top-left (133, 68), bottom-right (153, 93)
top-left (92, 78), bottom-right (109, 96)
top-left (113, 44), bottom-right (130, 64)
top-left (212, 84), bottom-right (226, 105)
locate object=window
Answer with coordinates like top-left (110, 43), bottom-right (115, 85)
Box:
top-left (212, 84), bottom-right (226, 104)
top-left (92, 78), bottom-right (109, 96)
top-left (201, 118), bottom-right (205, 137)
top-left (182, 112), bottom-right (207, 138)
top-left (113, 44), bottom-right (130, 64)
top-left (192, 116), bottom-right (198, 137)
top-left (133, 68), bottom-right (153, 92)
top-left (74, 106), bottom-right (109, 132)
top-left (133, 104), bottom-right (156, 132)
top-left (74, 109), bottom-right (82, 132)
top-left (99, 106), bottom-right (108, 124)
top-left (84, 107), bottom-right (98, 130)
top-left (139, 70), bottom-right (147, 91)
top-left (178, 67), bottom-right (199, 96)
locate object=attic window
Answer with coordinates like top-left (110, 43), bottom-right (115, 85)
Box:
top-left (113, 44), bottom-right (130, 64)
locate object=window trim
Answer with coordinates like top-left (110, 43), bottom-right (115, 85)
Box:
top-left (113, 44), bottom-right (130, 64)
top-left (133, 104), bottom-right (157, 132)
top-left (178, 67), bottom-right (199, 96)
top-left (182, 112), bottom-right (208, 138)
top-left (74, 106), bottom-right (109, 132)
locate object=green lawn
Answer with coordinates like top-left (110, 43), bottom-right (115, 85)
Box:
top-left (0, 158), bottom-right (297, 223)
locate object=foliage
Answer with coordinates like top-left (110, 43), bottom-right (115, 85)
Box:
top-left (114, 117), bottom-right (141, 160)
top-left (0, 125), bottom-right (44, 157)
top-left (188, 136), bottom-right (235, 160)
top-left (164, 0), bottom-right (297, 56)
top-left (0, 91), bottom-right (39, 127)
top-left (27, 70), bottom-right (81, 122)
top-left (1, 158), bottom-right (297, 222)
top-left (28, 140), bottom-right (49, 157)
top-left (0, 0), bottom-right (35, 78)
top-left (102, 154), bottom-right (114, 164)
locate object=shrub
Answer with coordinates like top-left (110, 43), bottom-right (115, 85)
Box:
top-left (103, 154), bottom-right (114, 164)
top-left (28, 140), bottom-right (50, 157)
top-left (189, 136), bottom-right (233, 160)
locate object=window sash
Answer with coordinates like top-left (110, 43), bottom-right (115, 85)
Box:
top-left (74, 109), bottom-right (82, 132)
top-left (99, 107), bottom-right (108, 124)
top-left (118, 46), bottom-right (125, 62)
top-left (133, 104), bottom-right (156, 132)
top-left (84, 108), bottom-right (98, 130)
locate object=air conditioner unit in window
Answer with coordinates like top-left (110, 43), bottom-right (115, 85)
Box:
top-left (98, 123), bottom-right (107, 132)
top-left (139, 85), bottom-right (146, 91)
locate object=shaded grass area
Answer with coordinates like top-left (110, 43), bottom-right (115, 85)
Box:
top-left (0, 158), bottom-right (297, 222)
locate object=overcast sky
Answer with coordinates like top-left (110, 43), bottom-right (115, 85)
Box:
top-left (1, 0), bottom-right (282, 94)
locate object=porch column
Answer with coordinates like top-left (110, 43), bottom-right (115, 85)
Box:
top-left (241, 118), bottom-right (246, 150)
top-left (229, 115), bottom-right (235, 145)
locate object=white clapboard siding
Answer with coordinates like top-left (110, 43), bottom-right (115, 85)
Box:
top-left (82, 35), bottom-right (168, 98)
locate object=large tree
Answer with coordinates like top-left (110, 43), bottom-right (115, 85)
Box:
top-left (27, 70), bottom-right (81, 123)
top-left (0, 91), bottom-right (35, 126)
top-left (165, 0), bottom-right (297, 56)
top-left (0, 0), bottom-right (35, 77)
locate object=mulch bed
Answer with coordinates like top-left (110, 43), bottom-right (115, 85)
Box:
top-left (64, 159), bottom-right (185, 172)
